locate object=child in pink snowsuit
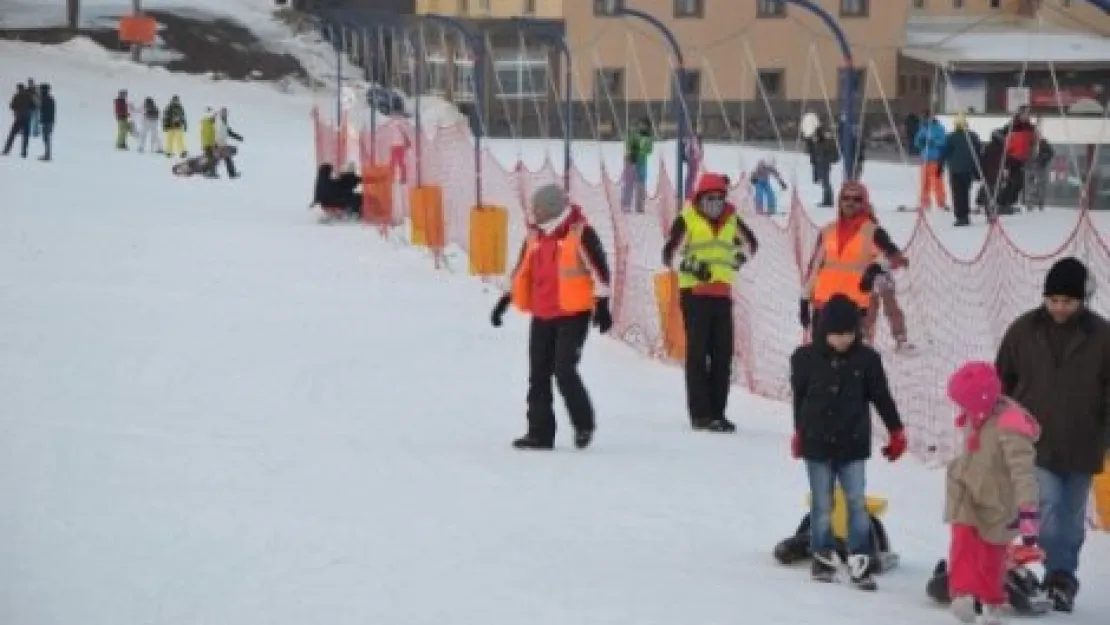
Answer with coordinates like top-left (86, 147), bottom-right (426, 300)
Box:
top-left (944, 361), bottom-right (1041, 625)
top-left (389, 122), bottom-right (411, 184)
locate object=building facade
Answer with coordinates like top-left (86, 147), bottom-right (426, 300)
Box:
top-left (312, 0), bottom-right (1110, 140)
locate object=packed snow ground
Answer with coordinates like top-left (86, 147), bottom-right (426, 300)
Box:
top-left (2, 36), bottom-right (1109, 625)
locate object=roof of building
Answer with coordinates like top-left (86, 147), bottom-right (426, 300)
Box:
top-left (901, 15), bottom-right (1110, 69)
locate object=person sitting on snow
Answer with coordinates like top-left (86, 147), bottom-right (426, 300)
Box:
top-left (750, 157), bottom-right (787, 215)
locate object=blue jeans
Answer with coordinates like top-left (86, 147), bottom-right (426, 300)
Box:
top-left (1036, 468), bottom-right (1092, 577)
top-left (806, 459), bottom-right (870, 554)
top-left (753, 178), bottom-right (776, 214)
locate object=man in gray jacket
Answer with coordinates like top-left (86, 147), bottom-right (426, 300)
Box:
top-left (995, 257), bottom-right (1110, 613)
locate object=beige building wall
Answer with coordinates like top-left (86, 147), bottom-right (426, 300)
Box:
top-left (563, 0), bottom-right (910, 105)
top-left (415, 0), bottom-right (563, 18)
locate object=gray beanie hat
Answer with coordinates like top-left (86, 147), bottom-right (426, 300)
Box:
top-left (530, 184), bottom-right (567, 224)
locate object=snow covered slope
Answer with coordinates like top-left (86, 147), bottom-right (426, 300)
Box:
top-left (1, 39), bottom-right (1108, 625)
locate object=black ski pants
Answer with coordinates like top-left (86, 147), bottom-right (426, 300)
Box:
top-left (949, 171), bottom-right (974, 223)
top-left (526, 312), bottom-right (594, 441)
top-left (680, 291), bottom-right (734, 425)
top-left (3, 117), bottom-right (30, 157)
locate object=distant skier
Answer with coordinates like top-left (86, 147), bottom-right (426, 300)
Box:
top-left (942, 361), bottom-right (1042, 625)
top-left (490, 184), bottom-right (612, 450)
top-left (388, 121), bottom-right (411, 184)
top-left (750, 158), bottom-right (787, 215)
top-left (3, 83), bottom-right (33, 158)
top-left (162, 95), bottom-right (187, 158)
top-left (113, 89), bottom-right (131, 150)
top-left (215, 107), bottom-right (243, 178)
top-left (789, 293), bottom-right (907, 590)
top-left (681, 127), bottom-right (703, 200)
top-left (621, 118), bottom-right (653, 213)
top-left (136, 97), bottom-right (163, 154)
top-left (37, 83), bottom-right (55, 161)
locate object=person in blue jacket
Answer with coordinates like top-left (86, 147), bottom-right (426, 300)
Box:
top-left (914, 111), bottom-right (949, 211)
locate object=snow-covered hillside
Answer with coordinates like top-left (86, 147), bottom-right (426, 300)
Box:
top-left (1, 34), bottom-right (1109, 625)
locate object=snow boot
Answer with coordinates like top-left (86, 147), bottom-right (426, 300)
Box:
top-left (574, 429), bottom-right (594, 450)
top-left (705, 418), bottom-right (736, 433)
top-left (1044, 571), bottom-right (1078, 613)
top-left (977, 604), bottom-right (1005, 625)
top-left (810, 549), bottom-right (837, 583)
top-left (512, 434), bottom-right (554, 450)
top-left (951, 595), bottom-right (979, 624)
top-left (847, 553), bottom-right (877, 591)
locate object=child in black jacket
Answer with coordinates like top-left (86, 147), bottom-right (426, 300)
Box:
top-left (789, 294), bottom-right (907, 590)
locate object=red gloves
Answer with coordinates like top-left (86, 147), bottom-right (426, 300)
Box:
top-left (790, 432), bottom-right (801, 459)
top-left (881, 429), bottom-right (907, 462)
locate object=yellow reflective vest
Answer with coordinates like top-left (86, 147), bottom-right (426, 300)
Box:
top-left (678, 206), bottom-right (743, 289)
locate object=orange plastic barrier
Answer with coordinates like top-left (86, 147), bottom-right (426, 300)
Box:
top-left (410, 186), bottom-right (445, 249)
top-left (1094, 455), bottom-right (1110, 530)
top-left (361, 165), bottom-right (393, 226)
top-left (653, 271), bottom-right (686, 361)
top-left (469, 205), bottom-right (508, 276)
top-left (118, 15), bottom-right (157, 45)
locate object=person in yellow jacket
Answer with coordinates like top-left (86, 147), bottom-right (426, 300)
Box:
top-left (489, 184), bottom-right (612, 450)
top-left (662, 172), bottom-right (759, 433)
top-left (800, 180), bottom-right (906, 340)
top-left (199, 107), bottom-right (217, 177)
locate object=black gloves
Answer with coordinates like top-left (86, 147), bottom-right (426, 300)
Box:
top-left (799, 298), bottom-right (811, 329)
top-left (490, 294), bottom-right (511, 327)
top-left (732, 251), bottom-right (748, 270)
top-left (593, 298), bottom-right (612, 334)
top-left (680, 258), bottom-right (712, 282)
top-left (859, 263), bottom-right (884, 293)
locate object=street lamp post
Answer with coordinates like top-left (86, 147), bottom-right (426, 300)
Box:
top-left (510, 17), bottom-right (574, 194)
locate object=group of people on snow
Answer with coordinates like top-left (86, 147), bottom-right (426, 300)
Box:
top-left (3, 79), bottom-right (55, 161)
top-left (112, 90), bottom-right (243, 178)
top-left (915, 106), bottom-right (1053, 226)
top-left (479, 168), bottom-right (1104, 621)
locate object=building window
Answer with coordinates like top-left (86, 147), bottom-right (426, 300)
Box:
top-left (523, 0), bottom-right (536, 14)
top-left (912, 0), bottom-right (925, 8)
top-left (594, 0), bottom-right (623, 16)
top-left (757, 0), bottom-right (786, 17)
top-left (594, 68), bottom-right (625, 100)
top-left (953, 0), bottom-right (964, 8)
top-left (840, 0), bottom-right (868, 17)
top-left (457, 0), bottom-right (468, 14)
top-left (493, 49), bottom-right (548, 100)
top-left (674, 0), bottom-right (704, 18)
top-left (479, 0), bottom-right (490, 12)
top-left (756, 69), bottom-right (785, 98)
top-left (989, 0), bottom-right (1000, 7)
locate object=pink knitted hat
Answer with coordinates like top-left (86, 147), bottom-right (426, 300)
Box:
top-left (948, 362), bottom-right (1003, 451)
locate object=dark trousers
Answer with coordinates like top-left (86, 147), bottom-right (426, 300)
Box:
top-left (41, 122), bottom-right (53, 159)
top-left (3, 117), bottom-right (30, 157)
top-left (680, 291), bottom-right (734, 424)
top-left (949, 171), bottom-right (974, 223)
top-left (815, 162), bottom-right (833, 205)
top-left (526, 312), bottom-right (594, 441)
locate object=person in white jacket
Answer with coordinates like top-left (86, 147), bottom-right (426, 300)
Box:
top-left (214, 107), bottom-right (243, 178)
top-left (800, 110), bottom-right (822, 184)
top-left (136, 97), bottom-right (163, 153)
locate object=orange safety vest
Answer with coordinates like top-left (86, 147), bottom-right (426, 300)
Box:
top-left (811, 221), bottom-right (876, 309)
top-left (510, 223), bottom-right (595, 314)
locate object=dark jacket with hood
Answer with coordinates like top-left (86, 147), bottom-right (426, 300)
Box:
top-left (996, 306), bottom-right (1110, 474)
top-left (942, 127), bottom-right (982, 177)
top-left (38, 85), bottom-right (55, 126)
top-left (312, 164), bottom-right (343, 207)
top-left (790, 294), bottom-right (904, 463)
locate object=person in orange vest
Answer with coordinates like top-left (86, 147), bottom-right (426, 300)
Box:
top-left (490, 184), bottom-right (612, 450)
top-left (800, 181), bottom-right (907, 337)
top-left (662, 172), bottom-right (759, 432)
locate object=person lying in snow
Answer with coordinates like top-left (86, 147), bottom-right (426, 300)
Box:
top-left (171, 146), bottom-right (237, 177)
top-left (309, 163), bottom-right (362, 221)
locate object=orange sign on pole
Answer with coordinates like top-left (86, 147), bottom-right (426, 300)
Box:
top-left (118, 15), bottom-right (157, 46)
